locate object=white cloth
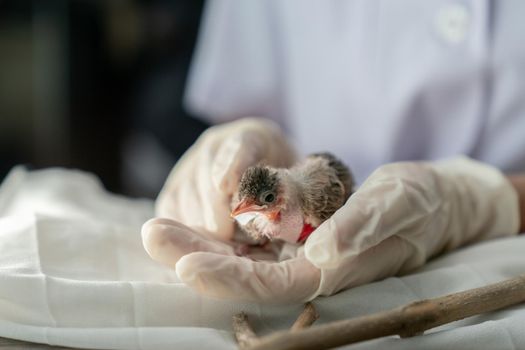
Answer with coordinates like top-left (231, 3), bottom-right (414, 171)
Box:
top-left (185, 0), bottom-right (525, 184)
top-left (0, 166), bottom-right (524, 349)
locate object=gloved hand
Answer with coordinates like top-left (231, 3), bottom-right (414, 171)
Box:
top-left (305, 158), bottom-right (520, 297)
top-left (143, 118), bottom-right (520, 303)
top-left (145, 118), bottom-right (302, 270)
top-left (154, 117), bottom-right (296, 241)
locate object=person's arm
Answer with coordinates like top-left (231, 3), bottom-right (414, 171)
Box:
top-left (507, 175), bottom-right (525, 233)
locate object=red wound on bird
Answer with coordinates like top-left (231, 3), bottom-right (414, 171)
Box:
top-left (297, 224), bottom-right (315, 243)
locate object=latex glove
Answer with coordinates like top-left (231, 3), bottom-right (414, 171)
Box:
top-left (154, 117), bottom-right (296, 241)
top-left (145, 144), bottom-right (520, 302)
top-left (144, 118), bottom-right (320, 303)
top-left (305, 157), bottom-right (520, 297)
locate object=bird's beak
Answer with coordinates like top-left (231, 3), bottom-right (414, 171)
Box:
top-left (230, 199), bottom-right (263, 217)
top-left (231, 199), bottom-right (281, 222)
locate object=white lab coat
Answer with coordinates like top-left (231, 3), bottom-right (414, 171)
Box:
top-left (185, 0), bottom-right (525, 183)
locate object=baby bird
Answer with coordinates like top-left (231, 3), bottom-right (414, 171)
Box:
top-left (230, 153), bottom-right (353, 244)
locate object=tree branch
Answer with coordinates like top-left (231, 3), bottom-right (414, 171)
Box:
top-left (233, 303), bottom-right (319, 350)
top-left (240, 274), bottom-right (525, 350)
top-left (290, 302), bottom-right (319, 331)
top-left (232, 312), bottom-right (259, 349)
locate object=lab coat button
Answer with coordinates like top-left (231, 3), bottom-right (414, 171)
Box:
top-left (435, 3), bottom-right (470, 44)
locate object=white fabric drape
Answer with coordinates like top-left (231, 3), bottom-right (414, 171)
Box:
top-left (0, 167), bottom-right (524, 349)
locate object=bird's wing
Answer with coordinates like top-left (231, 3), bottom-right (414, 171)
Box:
top-left (293, 153), bottom-right (352, 227)
top-left (307, 152), bottom-right (354, 197)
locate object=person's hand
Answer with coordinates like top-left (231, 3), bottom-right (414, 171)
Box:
top-left (144, 124), bottom-right (520, 303)
top-left (143, 117), bottom-right (322, 303)
top-left (153, 117), bottom-right (296, 241)
top-left (305, 158), bottom-right (520, 296)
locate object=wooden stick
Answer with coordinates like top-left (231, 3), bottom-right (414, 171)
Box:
top-left (233, 312), bottom-right (259, 349)
top-left (243, 274), bottom-right (525, 350)
top-left (234, 303), bottom-right (319, 349)
top-left (290, 302), bottom-right (319, 331)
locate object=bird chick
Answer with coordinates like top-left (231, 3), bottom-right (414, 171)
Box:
top-left (231, 153), bottom-right (353, 244)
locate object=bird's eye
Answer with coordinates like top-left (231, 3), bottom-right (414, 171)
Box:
top-left (261, 192), bottom-right (275, 204)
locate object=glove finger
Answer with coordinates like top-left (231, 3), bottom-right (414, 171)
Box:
top-left (194, 153), bottom-right (236, 240)
top-left (305, 199), bottom-right (372, 269)
top-left (211, 130), bottom-right (266, 195)
top-left (176, 252), bottom-right (320, 303)
top-left (212, 118), bottom-right (296, 195)
top-left (306, 172), bottom-right (426, 269)
top-left (141, 218), bottom-right (236, 267)
top-left (311, 235), bottom-right (413, 297)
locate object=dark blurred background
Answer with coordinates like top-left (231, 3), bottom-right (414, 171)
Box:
top-left (0, 0), bottom-right (209, 198)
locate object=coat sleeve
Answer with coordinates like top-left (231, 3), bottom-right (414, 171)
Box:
top-left (184, 0), bottom-right (285, 126)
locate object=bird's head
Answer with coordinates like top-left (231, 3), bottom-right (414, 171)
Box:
top-left (231, 166), bottom-right (283, 222)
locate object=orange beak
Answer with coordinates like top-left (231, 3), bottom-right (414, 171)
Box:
top-left (230, 199), bottom-right (261, 217)
top-left (231, 199), bottom-right (281, 222)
